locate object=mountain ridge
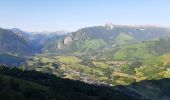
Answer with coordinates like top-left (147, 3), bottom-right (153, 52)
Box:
top-left (0, 28), bottom-right (35, 56)
top-left (43, 24), bottom-right (170, 53)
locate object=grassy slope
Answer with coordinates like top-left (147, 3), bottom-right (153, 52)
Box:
top-left (57, 56), bottom-right (81, 64)
top-left (113, 39), bottom-right (170, 64)
top-left (0, 66), bottom-right (139, 100)
top-left (0, 74), bottom-right (48, 90)
top-left (115, 32), bottom-right (134, 45)
top-left (82, 39), bottom-right (107, 50)
top-left (127, 79), bottom-right (170, 100)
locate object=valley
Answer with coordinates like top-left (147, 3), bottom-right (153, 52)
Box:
top-left (1, 24), bottom-right (170, 99)
top-left (24, 43), bottom-right (170, 86)
top-left (1, 1), bottom-right (170, 99)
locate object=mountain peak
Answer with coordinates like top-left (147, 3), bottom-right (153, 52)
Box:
top-left (105, 23), bottom-right (114, 29)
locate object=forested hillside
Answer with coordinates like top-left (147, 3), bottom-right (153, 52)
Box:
top-left (0, 65), bottom-right (140, 100)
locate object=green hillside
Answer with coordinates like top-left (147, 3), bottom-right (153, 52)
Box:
top-left (115, 32), bottom-right (135, 45)
top-left (0, 65), bottom-right (139, 100)
top-left (82, 39), bottom-right (107, 51)
top-left (44, 25), bottom-right (170, 54)
top-left (114, 38), bottom-right (170, 64)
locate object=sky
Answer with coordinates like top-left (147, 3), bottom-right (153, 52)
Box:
top-left (0, 0), bottom-right (170, 32)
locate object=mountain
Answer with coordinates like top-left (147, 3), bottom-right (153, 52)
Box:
top-left (1, 25), bottom-right (170, 100)
top-left (44, 24), bottom-right (170, 54)
top-left (110, 38), bottom-right (170, 63)
top-left (28, 32), bottom-right (67, 51)
top-left (10, 28), bottom-right (68, 52)
top-left (11, 28), bottom-right (30, 37)
top-left (0, 28), bottom-right (35, 56)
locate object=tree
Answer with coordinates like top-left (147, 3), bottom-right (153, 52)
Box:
top-left (90, 69), bottom-right (94, 75)
top-left (105, 67), bottom-right (114, 84)
top-left (120, 64), bottom-right (135, 75)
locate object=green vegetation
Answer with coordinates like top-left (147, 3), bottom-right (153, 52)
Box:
top-left (114, 39), bottom-right (170, 65)
top-left (1, 26), bottom-right (170, 100)
top-left (114, 42), bottom-right (153, 60)
top-left (57, 56), bottom-right (80, 64)
top-left (163, 70), bottom-right (170, 78)
top-left (0, 65), bottom-right (139, 100)
top-left (22, 38), bottom-right (170, 89)
top-left (115, 32), bottom-right (134, 45)
top-left (161, 53), bottom-right (170, 65)
top-left (82, 39), bottom-right (107, 50)
top-left (127, 79), bottom-right (170, 100)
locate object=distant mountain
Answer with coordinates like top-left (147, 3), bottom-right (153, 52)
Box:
top-left (4, 25), bottom-right (170, 55)
top-left (0, 28), bottom-right (35, 56)
top-left (28, 32), bottom-right (67, 51)
top-left (44, 24), bottom-right (170, 53)
top-left (0, 27), bottom-right (68, 65)
top-left (11, 28), bottom-right (30, 36)
top-left (10, 28), bottom-right (68, 52)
